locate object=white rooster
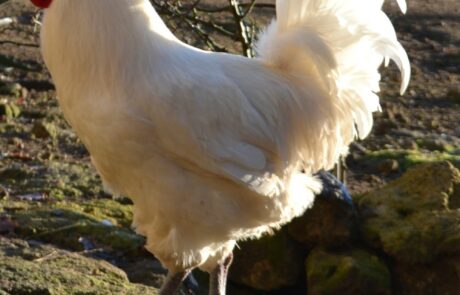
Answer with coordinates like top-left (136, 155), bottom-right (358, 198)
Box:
top-left (30, 0), bottom-right (409, 294)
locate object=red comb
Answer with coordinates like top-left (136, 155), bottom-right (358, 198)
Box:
top-left (30, 0), bottom-right (52, 8)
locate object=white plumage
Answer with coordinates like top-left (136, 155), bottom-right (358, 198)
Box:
top-left (36, 0), bottom-right (409, 292)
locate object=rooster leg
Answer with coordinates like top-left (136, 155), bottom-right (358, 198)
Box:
top-left (209, 253), bottom-right (233, 295)
top-left (159, 269), bottom-right (191, 295)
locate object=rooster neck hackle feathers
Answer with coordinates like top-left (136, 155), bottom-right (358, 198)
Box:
top-left (39, 0), bottom-right (409, 273)
top-left (41, 0), bottom-right (180, 87)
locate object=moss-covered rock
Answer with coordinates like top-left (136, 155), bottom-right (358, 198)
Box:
top-left (306, 248), bottom-right (391, 295)
top-left (392, 258), bottom-right (460, 295)
top-left (0, 198), bottom-right (144, 255)
top-left (0, 237), bottom-right (158, 295)
top-left (31, 120), bottom-right (57, 139)
top-left (0, 160), bottom-right (103, 199)
top-left (230, 229), bottom-right (304, 291)
top-left (358, 161), bottom-right (460, 263)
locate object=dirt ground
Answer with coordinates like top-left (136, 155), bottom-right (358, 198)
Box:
top-left (0, 0), bottom-right (459, 292)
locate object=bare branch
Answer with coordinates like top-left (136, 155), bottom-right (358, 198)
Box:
top-left (228, 0), bottom-right (254, 57)
top-left (150, 0), bottom-right (265, 57)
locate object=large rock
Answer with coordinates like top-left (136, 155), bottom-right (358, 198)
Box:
top-left (288, 192), bottom-right (356, 250)
top-left (358, 161), bottom-right (460, 264)
top-left (0, 237), bottom-right (158, 294)
top-left (229, 172), bottom-right (357, 292)
top-left (1, 198), bottom-right (145, 255)
top-left (122, 258), bottom-right (167, 289)
top-left (392, 258), bottom-right (460, 295)
top-left (306, 248), bottom-right (391, 295)
top-left (229, 228), bottom-right (304, 291)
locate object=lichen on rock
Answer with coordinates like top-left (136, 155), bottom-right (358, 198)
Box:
top-left (1, 198), bottom-right (144, 254)
top-left (306, 248), bottom-right (391, 295)
top-left (358, 161), bottom-right (460, 263)
top-left (0, 237), bottom-right (158, 295)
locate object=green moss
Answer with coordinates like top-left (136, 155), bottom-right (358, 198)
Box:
top-left (383, 210), bottom-right (460, 261)
top-left (0, 237), bottom-right (158, 295)
top-left (364, 149), bottom-right (460, 170)
top-left (1, 198), bottom-right (143, 255)
top-left (0, 161), bottom-right (103, 199)
top-left (306, 248), bottom-right (391, 295)
top-left (0, 100), bottom-right (21, 118)
top-left (359, 161), bottom-right (460, 263)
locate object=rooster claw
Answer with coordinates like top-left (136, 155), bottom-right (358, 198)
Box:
top-left (183, 271), bottom-right (200, 294)
top-left (315, 170), bottom-right (354, 208)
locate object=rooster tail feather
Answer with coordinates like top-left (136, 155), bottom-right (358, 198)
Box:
top-left (256, 0), bottom-right (410, 140)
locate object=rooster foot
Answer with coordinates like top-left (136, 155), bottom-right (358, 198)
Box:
top-left (159, 269), bottom-right (191, 295)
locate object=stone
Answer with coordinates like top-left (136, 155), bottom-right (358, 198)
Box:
top-left (288, 190), bottom-right (356, 250)
top-left (122, 258), bottom-right (166, 288)
top-left (306, 248), bottom-right (391, 295)
top-left (358, 161), bottom-right (460, 264)
top-left (1, 198), bottom-right (145, 255)
top-left (373, 119), bottom-right (397, 135)
top-left (229, 228), bottom-right (304, 291)
top-left (31, 120), bottom-right (57, 139)
top-left (416, 137), bottom-right (449, 152)
top-left (0, 99), bottom-right (21, 118)
top-left (392, 258), bottom-right (460, 295)
top-left (0, 237), bottom-right (158, 294)
top-left (377, 159), bottom-right (399, 174)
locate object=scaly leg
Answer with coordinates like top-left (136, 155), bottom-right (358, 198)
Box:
top-left (209, 253), bottom-right (233, 295)
top-left (160, 269), bottom-right (191, 295)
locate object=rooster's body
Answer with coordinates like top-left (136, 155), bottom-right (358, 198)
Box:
top-left (36, 0), bottom-right (409, 293)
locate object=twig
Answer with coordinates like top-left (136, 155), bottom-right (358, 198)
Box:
top-left (151, 0), bottom-right (260, 56)
top-left (192, 2), bottom-right (275, 14)
top-left (241, 0), bottom-right (257, 19)
top-left (34, 250), bottom-right (60, 263)
top-left (183, 17), bottom-right (227, 52)
top-left (153, 0), bottom-right (229, 51)
top-left (0, 40), bottom-right (39, 47)
top-left (228, 0), bottom-right (255, 57)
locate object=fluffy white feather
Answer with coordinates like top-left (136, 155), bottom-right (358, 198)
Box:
top-left (39, 0), bottom-right (409, 272)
